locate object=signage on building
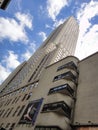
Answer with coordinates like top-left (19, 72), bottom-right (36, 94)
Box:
top-left (18, 98), bottom-right (43, 125)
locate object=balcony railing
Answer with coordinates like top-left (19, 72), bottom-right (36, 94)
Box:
top-left (42, 101), bottom-right (71, 119)
top-left (48, 84), bottom-right (74, 96)
top-left (53, 71), bottom-right (77, 84)
top-left (57, 61), bottom-right (78, 72)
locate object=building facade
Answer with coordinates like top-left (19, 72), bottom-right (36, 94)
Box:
top-left (0, 16), bottom-right (98, 130)
top-left (0, 0), bottom-right (11, 10)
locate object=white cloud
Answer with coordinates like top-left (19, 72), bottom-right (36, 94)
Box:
top-left (47, 0), bottom-right (68, 21)
top-left (0, 64), bottom-right (10, 84)
top-left (75, 0), bottom-right (98, 59)
top-left (38, 31), bottom-right (47, 41)
top-left (0, 12), bottom-right (33, 42)
top-left (0, 51), bottom-right (20, 84)
top-left (22, 50), bottom-right (32, 61)
top-left (15, 12), bottom-right (33, 29)
top-left (3, 51), bottom-right (20, 69)
top-left (22, 42), bottom-right (36, 61)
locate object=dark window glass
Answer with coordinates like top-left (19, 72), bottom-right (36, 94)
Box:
top-left (15, 96), bottom-right (21, 103)
top-left (0, 110), bottom-right (5, 116)
top-left (2, 109), bottom-right (10, 118)
top-left (9, 123), bottom-right (15, 130)
top-left (53, 71), bottom-right (77, 84)
top-left (26, 92), bottom-right (32, 100)
top-left (0, 123), bottom-right (4, 127)
top-left (5, 123), bottom-right (10, 128)
top-left (42, 101), bottom-right (71, 119)
top-left (6, 107), bottom-right (14, 117)
top-left (22, 94), bottom-right (28, 101)
top-left (57, 61), bottom-right (77, 71)
top-left (48, 84), bottom-right (74, 96)
top-left (17, 105), bottom-right (25, 116)
top-left (35, 126), bottom-right (62, 130)
top-left (12, 106), bottom-right (20, 117)
top-left (12, 97), bottom-right (17, 104)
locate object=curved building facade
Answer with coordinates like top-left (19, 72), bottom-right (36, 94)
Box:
top-left (0, 16), bottom-right (80, 130)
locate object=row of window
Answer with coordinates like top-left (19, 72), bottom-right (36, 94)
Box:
top-left (48, 83), bottom-right (74, 96)
top-left (0, 122), bottom-right (15, 130)
top-left (0, 105), bottom-right (25, 118)
top-left (35, 126), bottom-right (62, 130)
top-left (0, 82), bottom-right (38, 100)
top-left (2, 81), bottom-right (38, 96)
top-left (0, 92), bottom-right (32, 108)
top-left (53, 71), bottom-right (77, 84)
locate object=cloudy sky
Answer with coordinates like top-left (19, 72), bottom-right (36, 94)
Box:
top-left (0, 0), bottom-right (98, 84)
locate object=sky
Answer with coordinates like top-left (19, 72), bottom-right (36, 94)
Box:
top-left (0, 0), bottom-right (98, 84)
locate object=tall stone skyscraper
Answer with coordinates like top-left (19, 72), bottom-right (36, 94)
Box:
top-left (0, 16), bottom-right (79, 94)
top-left (0, 16), bottom-right (79, 130)
top-left (0, 0), bottom-right (11, 9)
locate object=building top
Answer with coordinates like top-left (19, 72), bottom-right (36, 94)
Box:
top-left (0, 0), bottom-right (11, 10)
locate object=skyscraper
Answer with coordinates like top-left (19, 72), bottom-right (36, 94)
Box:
top-left (0, 0), bottom-right (11, 10)
top-left (1, 16), bottom-right (98, 130)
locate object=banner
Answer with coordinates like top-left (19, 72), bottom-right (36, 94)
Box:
top-left (19, 98), bottom-right (43, 125)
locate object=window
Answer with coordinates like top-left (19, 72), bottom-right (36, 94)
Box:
top-left (53, 71), bottom-right (77, 84)
top-left (26, 92), bottom-right (32, 100)
top-left (35, 126), bottom-right (62, 130)
top-left (21, 94), bottom-right (28, 101)
top-left (12, 106), bottom-right (20, 117)
top-left (57, 61), bottom-right (77, 71)
top-left (12, 97), bottom-right (17, 104)
top-left (29, 84), bottom-right (34, 89)
top-left (6, 99), bottom-right (12, 105)
top-left (17, 105), bottom-right (25, 116)
top-left (0, 123), bottom-right (4, 127)
top-left (48, 84), bottom-right (74, 96)
top-left (2, 108), bottom-right (10, 118)
top-left (5, 123), bottom-right (10, 128)
top-left (9, 123), bottom-right (15, 130)
top-left (0, 110), bottom-right (5, 116)
top-left (42, 101), bottom-right (71, 118)
top-left (0, 109), bottom-right (5, 117)
top-left (15, 96), bottom-right (21, 103)
top-left (6, 107), bottom-right (14, 117)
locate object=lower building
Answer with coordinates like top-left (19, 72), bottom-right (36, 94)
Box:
top-left (0, 52), bottom-right (98, 130)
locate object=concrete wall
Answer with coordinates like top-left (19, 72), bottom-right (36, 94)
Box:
top-left (73, 52), bottom-right (98, 126)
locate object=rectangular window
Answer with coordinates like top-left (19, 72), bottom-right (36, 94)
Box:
top-left (53, 71), bottom-right (77, 84)
top-left (26, 92), bottom-right (32, 100)
top-left (21, 94), bottom-right (28, 101)
top-left (12, 97), bottom-right (17, 104)
top-left (17, 105), bottom-right (25, 116)
top-left (0, 109), bottom-right (5, 117)
top-left (42, 101), bottom-right (71, 118)
top-left (5, 123), bottom-right (10, 128)
top-left (35, 126), bottom-right (62, 130)
top-left (12, 106), bottom-right (20, 117)
top-left (6, 107), bottom-right (14, 117)
top-left (2, 108), bottom-right (10, 118)
top-left (10, 123), bottom-right (15, 129)
top-left (57, 61), bottom-right (77, 71)
top-left (15, 96), bottom-right (21, 103)
top-left (48, 84), bottom-right (74, 96)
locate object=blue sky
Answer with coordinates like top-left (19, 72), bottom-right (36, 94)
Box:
top-left (0, 0), bottom-right (98, 84)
